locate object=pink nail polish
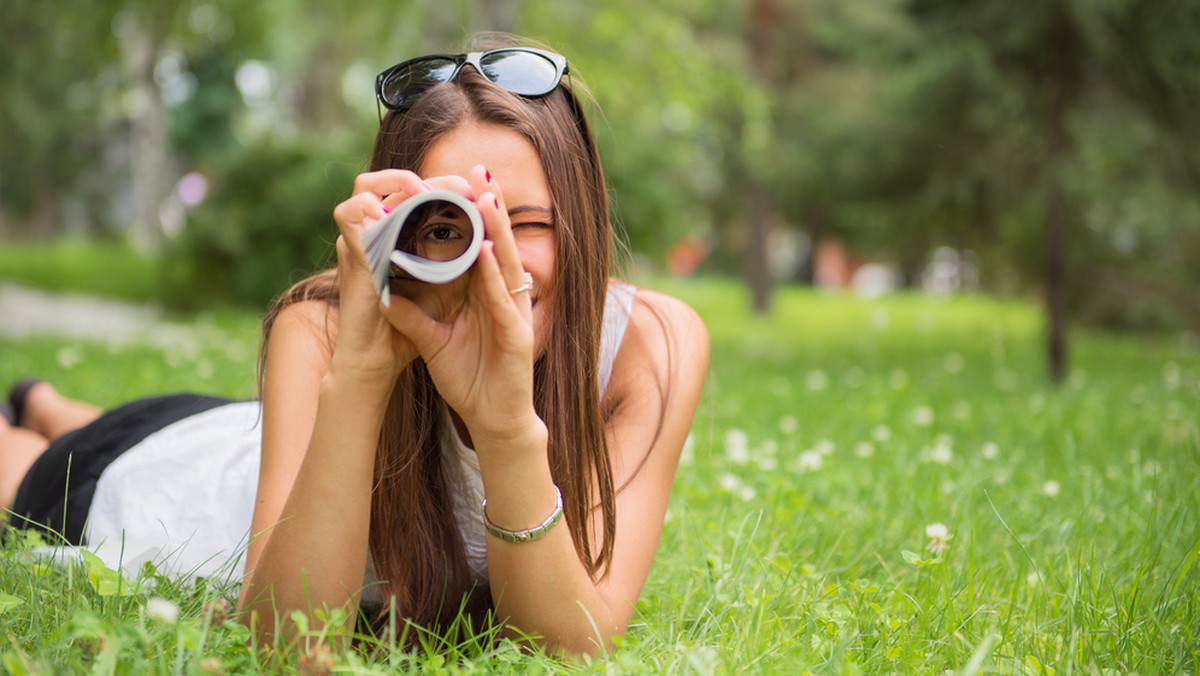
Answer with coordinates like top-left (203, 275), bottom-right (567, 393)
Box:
top-left (382, 206), bottom-right (390, 214)
top-left (494, 196), bottom-right (501, 210)
top-left (485, 169), bottom-right (493, 182)
top-left (422, 181), bottom-right (434, 191)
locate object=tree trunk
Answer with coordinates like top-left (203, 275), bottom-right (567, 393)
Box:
top-left (1045, 5), bottom-right (1078, 384)
top-left (119, 10), bottom-right (170, 254)
top-left (748, 183), bottom-right (772, 313)
top-left (747, 0), bottom-right (781, 314)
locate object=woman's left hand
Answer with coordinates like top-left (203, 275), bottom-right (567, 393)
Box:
top-left (379, 165), bottom-right (540, 443)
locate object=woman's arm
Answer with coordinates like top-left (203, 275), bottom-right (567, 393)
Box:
top-left (238, 170), bottom-right (434, 640)
top-left (475, 289), bottom-right (709, 655)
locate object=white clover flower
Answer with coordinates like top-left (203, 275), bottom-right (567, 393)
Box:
top-left (806, 369), bottom-right (830, 391)
top-left (929, 443), bottom-right (953, 465)
top-left (725, 428), bottom-right (748, 449)
top-left (778, 415), bottom-right (799, 435)
top-left (854, 441), bottom-right (875, 458)
top-left (911, 406), bottom-right (935, 427)
top-left (147, 597), bottom-right (180, 624)
top-left (738, 486), bottom-right (757, 502)
top-left (925, 523), bottom-right (952, 554)
top-left (757, 456), bottom-right (778, 471)
top-left (815, 440), bottom-right (836, 456)
top-left (718, 473), bottom-right (740, 493)
top-left (889, 369), bottom-right (910, 390)
top-left (872, 425), bottom-right (892, 442)
top-left (726, 444), bottom-right (750, 465)
top-left (981, 442), bottom-right (999, 460)
top-left (724, 429), bottom-right (750, 464)
top-left (797, 450), bottom-right (823, 473)
top-left (1042, 480), bottom-right (1061, 498)
top-left (943, 352), bottom-right (965, 373)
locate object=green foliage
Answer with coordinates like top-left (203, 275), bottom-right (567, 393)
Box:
top-left (157, 138), bottom-right (361, 310)
top-left (2, 277), bottom-right (1199, 672)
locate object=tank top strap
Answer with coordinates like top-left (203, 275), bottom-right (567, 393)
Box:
top-left (598, 281), bottom-right (636, 396)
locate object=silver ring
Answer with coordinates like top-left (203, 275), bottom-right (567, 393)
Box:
top-left (508, 272), bottom-right (534, 295)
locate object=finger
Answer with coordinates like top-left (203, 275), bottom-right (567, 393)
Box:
top-left (422, 174), bottom-right (474, 199)
top-left (468, 171), bottom-right (525, 290)
top-left (352, 169), bottom-right (428, 199)
top-left (333, 192), bottom-right (390, 244)
top-left (379, 173), bottom-right (475, 214)
top-left (474, 241), bottom-right (533, 326)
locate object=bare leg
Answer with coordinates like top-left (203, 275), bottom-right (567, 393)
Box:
top-left (1, 417), bottom-right (50, 512)
top-left (19, 382), bottom-right (102, 442)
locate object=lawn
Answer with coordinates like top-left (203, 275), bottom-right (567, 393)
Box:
top-left (1, 273), bottom-right (1197, 674)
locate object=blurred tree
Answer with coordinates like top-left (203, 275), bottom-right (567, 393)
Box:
top-left (870, 0), bottom-right (1200, 381)
top-left (0, 0), bottom-right (122, 237)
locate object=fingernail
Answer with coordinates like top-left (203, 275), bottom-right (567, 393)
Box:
top-left (382, 206), bottom-right (390, 214)
top-left (485, 168), bottom-right (492, 183)
top-left (494, 195), bottom-right (501, 210)
top-left (422, 181), bottom-right (434, 191)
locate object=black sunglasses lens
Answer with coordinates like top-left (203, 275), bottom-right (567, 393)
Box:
top-left (382, 58), bottom-right (458, 108)
top-left (480, 51), bottom-right (560, 96)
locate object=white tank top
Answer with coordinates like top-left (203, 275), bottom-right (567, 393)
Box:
top-left (82, 283), bottom-right (636, 590)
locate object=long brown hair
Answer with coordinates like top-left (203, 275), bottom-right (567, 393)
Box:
top-left (261, 38), bottom-right (616, 630)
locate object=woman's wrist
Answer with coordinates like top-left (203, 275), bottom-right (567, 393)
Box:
top-left (471, 412), bottom-right (547, 462)
top-left (322, 356), bottom-right (400, 407)
top-left (473, 415), bottom-right (559, 531)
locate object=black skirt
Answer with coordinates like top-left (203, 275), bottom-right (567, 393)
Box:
top-left (8, 393), bottom-right (232, 545)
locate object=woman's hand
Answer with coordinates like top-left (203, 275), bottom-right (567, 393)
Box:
top-left (379, 165), bottom-right (540, 443)
top-left (330, 169), bottom-right (473, 390)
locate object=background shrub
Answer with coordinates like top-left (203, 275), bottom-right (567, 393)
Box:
top-left (158, 138), bottom-right (362, 310)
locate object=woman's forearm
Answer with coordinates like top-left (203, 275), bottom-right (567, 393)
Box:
top-left (239, 369), bottom-right (390, 638)
top-left (474, 421), bottom-right (620, 655)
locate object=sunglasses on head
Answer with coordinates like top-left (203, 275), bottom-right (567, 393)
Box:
top-left (375, 47), bottom-right (569, 118)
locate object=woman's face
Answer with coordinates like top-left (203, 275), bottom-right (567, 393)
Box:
top-left (419, 121), bottom-right (556, 357)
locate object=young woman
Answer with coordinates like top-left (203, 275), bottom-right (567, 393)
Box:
top-left (1, 41), bottom-right (708, 655)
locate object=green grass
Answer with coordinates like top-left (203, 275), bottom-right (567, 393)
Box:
top-left (0, 238), bottom-right (160, 304)
top-left (2, 275), bottom-right (1198, 673)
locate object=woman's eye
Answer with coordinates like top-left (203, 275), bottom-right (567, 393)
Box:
top-left (424, 224), bottom-right (464, 241)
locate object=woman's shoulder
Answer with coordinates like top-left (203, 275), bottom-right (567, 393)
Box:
top-left (612, 282), bottom-right (709, 380)
top-left (623, 285), bottom-right (708, 350)
top-left (265, 299), bottom-right (338, 364)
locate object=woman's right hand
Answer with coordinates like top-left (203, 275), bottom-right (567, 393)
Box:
top-left (329, 170), bottom-right (428, 386)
